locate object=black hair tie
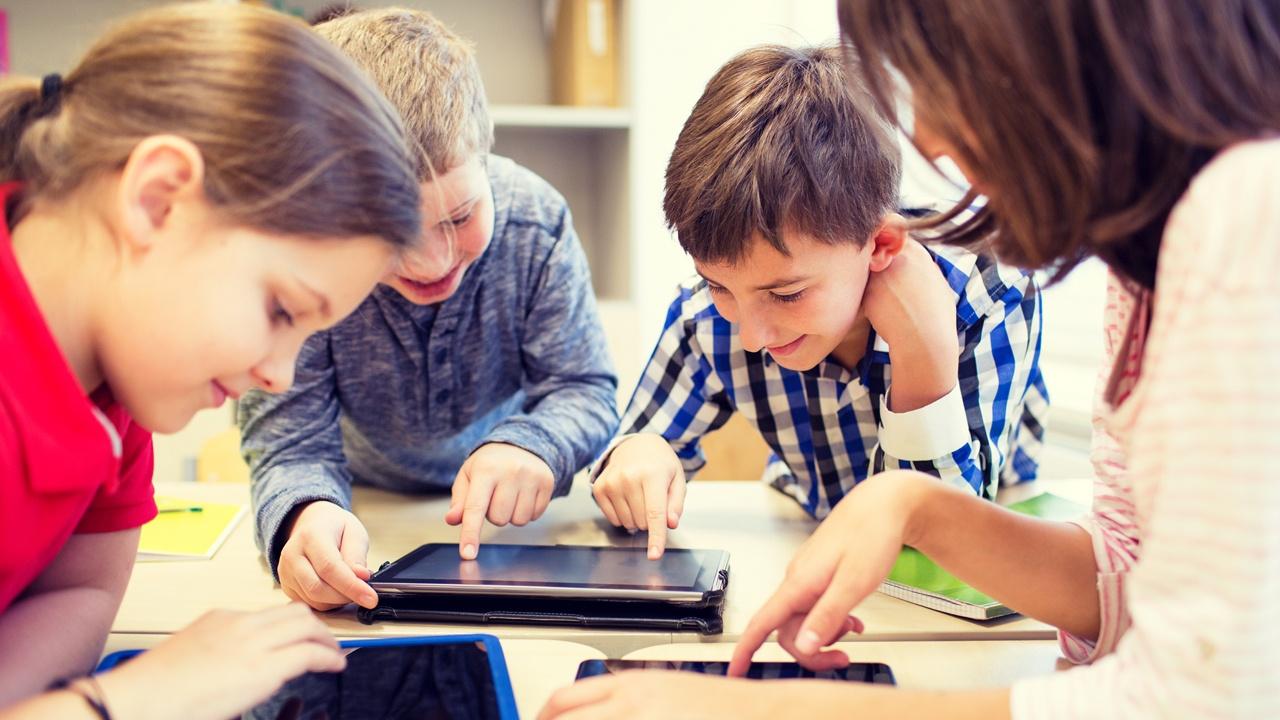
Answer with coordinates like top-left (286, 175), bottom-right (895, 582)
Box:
top-left (37, 73), bottom-right (64, 116)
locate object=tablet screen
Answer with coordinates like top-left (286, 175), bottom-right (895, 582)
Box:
top-left (375, 544), bottom-right (722, 592)
top-left (576, 659), bottom-right (896, 684)
top-left (243, 642), bottom-right (505, 720)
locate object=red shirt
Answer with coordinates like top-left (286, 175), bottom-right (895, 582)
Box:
top-left (0, 183), bottom-right (156, 613)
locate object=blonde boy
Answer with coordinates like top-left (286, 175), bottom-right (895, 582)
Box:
top-left (240, 8), bottom-right (618, 611)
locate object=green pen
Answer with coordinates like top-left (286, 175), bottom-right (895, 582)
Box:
top-left (158, 506), bottom-right (204, 514)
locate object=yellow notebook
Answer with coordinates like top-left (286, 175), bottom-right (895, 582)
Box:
top-left (138, 496), bottom-right (246, 561)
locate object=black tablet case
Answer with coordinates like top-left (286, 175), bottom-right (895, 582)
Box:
top-left (357, 565), bottom-right (728, 635)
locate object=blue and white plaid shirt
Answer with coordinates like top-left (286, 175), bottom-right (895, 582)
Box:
top-left (597, 243), bottom-right (1049, 519)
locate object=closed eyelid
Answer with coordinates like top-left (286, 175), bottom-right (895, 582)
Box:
top-left (441, 198), bottom-right (479, 223)
top-left (769, 288), bottom-right (807, 303)
top-left (764, 284), bottom-right (808, 300)
top-left (289, 279), bottom-right (332, 322)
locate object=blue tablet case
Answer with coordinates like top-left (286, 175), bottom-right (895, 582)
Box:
top-left (97, 633), bottom-right (519, 720)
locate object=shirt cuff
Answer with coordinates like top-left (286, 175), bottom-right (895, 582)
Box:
top-left (588, 434), bottom-right (639, 483)
top-left (1056, 515), bottom-right (1131, 664)
top-left (252, 464), bottom-right (350, 579)
top-left (878, 382), bottom-right (969, 460)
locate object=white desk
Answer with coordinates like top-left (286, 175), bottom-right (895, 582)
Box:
top-left (113, 480), bottom-right (1065, 656)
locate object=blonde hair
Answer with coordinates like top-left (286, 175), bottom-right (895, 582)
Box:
top-left (316, 7), bottom-right (494, 176)
top-left (0, 3), bottom-right (420, 249)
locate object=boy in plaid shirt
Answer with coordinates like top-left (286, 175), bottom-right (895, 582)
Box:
top-left (591, 45), bottom-right (1049, 558)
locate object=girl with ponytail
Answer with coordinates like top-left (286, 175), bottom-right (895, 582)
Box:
top-left (0, 4), bottom-right (421, 718)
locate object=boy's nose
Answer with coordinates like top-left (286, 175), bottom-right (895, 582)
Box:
top-left (738, 317), bottom-right (775, 354)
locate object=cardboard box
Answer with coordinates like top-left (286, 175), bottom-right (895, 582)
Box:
top-left (549, 0), bottom-right (619, 107)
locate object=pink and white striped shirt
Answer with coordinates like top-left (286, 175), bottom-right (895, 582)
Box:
top-left (1011, 139), bottom-right (1280, 718)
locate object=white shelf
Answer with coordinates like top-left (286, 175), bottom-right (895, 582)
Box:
top-left (491, 104), bottom-right (632, 129)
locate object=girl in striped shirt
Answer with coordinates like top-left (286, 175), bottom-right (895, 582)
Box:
top-left (540, 1), bottom-right (1280, 718)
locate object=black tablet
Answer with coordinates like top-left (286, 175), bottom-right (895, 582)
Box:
top-left (369, 543), bottom-right (730, 603)
top-left (576, 659), bottom-right (896, 684)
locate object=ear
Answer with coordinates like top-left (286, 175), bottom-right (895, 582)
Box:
top-left (867, 213), bottom-right (908, 273)
top-left (116, 135), bottom-right (206, 254)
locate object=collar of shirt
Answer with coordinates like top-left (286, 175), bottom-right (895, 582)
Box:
top-left (0, 181), bottom-right (122, 496)
top-left (756, 331), bottom-right (883, 386)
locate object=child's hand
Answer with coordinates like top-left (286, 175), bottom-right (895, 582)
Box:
top-left (591, 434), bottom-right (687, 559)
top-left (96, 604), bottom-right (345, 720)
top-left (446, 443), bottom-right (555, 560)
top-left (861, 238), bottom-right (960, 411)
top-left (728, 471), bottom-right (931, 675)
top-left (862, 238), bottom-right (957, 350)
top-left (539, 671), bottom-right (779, 720)
top-left (278, 501), bottom-right (377, 611)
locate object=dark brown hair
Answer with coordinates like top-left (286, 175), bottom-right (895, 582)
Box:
top-left (839, 0), bottom-right (1280, 288)
top-left (0, 3), bottom-right (420, 249)
top-left (663, 44), bottom-right (901, 265)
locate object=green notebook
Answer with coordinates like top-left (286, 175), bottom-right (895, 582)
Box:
top-left (878, 492), bottom-right (1086, 619)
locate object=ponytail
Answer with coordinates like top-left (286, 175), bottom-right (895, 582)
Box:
top-left (0, 77), bottom-right (43, 184)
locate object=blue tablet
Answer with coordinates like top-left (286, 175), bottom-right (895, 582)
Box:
top-left (98, 634), bottom-right (519, 720)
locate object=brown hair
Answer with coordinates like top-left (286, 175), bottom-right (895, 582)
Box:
top-left (0, 3), bottom-right (420, 249)
top-left (663, 44), bottom-right (902, 265)
top-left (839, 0), bottom-right (1280, 288)
top-left (315, 7), bottom-right (494, 177)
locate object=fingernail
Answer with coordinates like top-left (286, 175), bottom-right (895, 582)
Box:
top-left (462, 544), bottom-right (476, 559)
top-left (649, 546), bottom-right (660, 559)
top-left (797, 630), bottom-right (821, 655)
